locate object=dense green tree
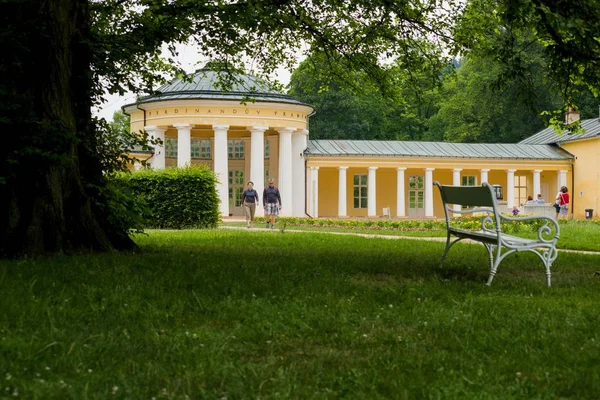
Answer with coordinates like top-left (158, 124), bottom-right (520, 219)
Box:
top-left (456, 0), bottom-right (600, 127)
top-left (2, 0), bottom-right (600, 256)
top-left (426, 52), bottom-right (563, 143)
top-left (0, 0), bottom-right (460, 257)
top-left (288, 53), bottom-right (442, 140)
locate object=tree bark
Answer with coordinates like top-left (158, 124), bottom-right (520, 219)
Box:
top-left (0, 0), bottom-right (136, 257)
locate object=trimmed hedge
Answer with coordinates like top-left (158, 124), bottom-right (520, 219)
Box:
top-left (119, 166), bottom-right (220, 229)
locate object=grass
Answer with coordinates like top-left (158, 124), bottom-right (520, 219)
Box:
top-left (224, 219), bottom-right (600, 252)
top-left (1, 229), bottom-right (600, 398)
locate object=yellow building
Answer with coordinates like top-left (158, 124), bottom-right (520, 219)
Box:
top-left (125, 69), bottom-right (598, 219)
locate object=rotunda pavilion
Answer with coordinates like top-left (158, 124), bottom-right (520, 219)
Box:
top-left (123, 69), bottom-right (315, 217)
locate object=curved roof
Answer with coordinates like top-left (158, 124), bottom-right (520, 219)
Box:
top-left (129, 69), bottom-right (312, 108)
top-left (307, 140), bottom-right (574, 160)
top-left (519, 118), bottom-right (600, 145)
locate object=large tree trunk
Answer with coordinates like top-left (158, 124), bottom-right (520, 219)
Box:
top-left (0, 0), bottom-right (136, 257)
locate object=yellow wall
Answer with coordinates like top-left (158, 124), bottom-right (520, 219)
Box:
top-left (562, 139), bottom-right (599, 218)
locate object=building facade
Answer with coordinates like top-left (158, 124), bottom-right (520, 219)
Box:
top-left (126, 70), bottom-right (600, 219)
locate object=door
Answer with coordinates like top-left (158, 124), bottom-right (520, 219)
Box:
top-left (408, 175), bottom-right (425, 217)
top-left (228, 169), bottom-right (244, 216)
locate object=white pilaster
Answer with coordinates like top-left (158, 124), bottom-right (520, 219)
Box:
top-left (425, 168), bottom-right (435, 217)
top-left (480, 169), bottom-right (490, 184)
top-left (278, 127), bottom-right (295, 216)
top-left (292, 129), bottom-right (308, 217)
top-left (368, 167), bottom-right (378, 217)
top-left (506, 169), bottom-right (516, 210)
top-left (338, 167), bottom-right (348, 217)
top-left (533, 170), bottom-right (542, 198)
top-left (144, 126), bottom-right (166, 170)
top-left (174, 124), bottom-right (192, 167)
top-left (453, 168), bottom-right (462, 215)
top-left (396, 168), bottom-right (406, 217)
top-left (310, 167), bottom-right (319, 217)
top-left (249, 125), bottom-right (268, 217)
top-left (559, 170), bottom-right (568, 189)
top-left (213, 124), bottom-right (229, 216)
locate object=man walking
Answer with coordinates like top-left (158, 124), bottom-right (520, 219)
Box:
top-left (263, 178), bottom-right (282, 229)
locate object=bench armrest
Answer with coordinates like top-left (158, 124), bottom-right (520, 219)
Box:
top-left (499, 214), bottom-right (560, 244)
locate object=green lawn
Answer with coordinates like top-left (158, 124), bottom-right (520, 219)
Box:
top-left (2, 230), bottom-right (600, 398)
top-left (224, 219), bottom-right (600, 252)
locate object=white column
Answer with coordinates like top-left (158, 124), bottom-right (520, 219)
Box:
top-left (396, 168), bottom-right (406, 217)
top-left (533, 169), bottom-right (542, 198)
top-left (249, 125), bottom-right (268, 217)
top-left (453, 168), bottom-right (462, 215)
top-left (506, 169), bottom-right (516, 210)
top-left (425, 168), bottom-right (435, 217)
top-left (278, 127), bottom-right (295, 216)
top-left (174, 124), bottom-right (192, 167)
top-left (213, 124), bottom-right (229, 217)
top-left (558, 170), bottom-right (568, 189)
top-left (367, 167), bottom-right (378, 217)
top-left (338, 167), bottom-right (348, 217)
top-left (144, 126), bottom-right (166, 170)
top-left (480, 169), bottom-right (490, 184)
top-left (292, 129), bottom-right (308, 217)
top-left (310, 167), bottom-right (319, 217)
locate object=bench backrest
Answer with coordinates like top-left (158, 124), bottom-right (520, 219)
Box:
top-left (434, 181), bottom-right (501, 229)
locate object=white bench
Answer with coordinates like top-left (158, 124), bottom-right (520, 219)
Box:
top-left (434, 182), bottom-right (560, 287)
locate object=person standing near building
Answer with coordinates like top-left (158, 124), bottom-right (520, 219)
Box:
top-left (241, 181), bottom-right (259, 229)
top-left (263, 178), bottom-right (281, 229)
top-left (555, 186), bottom-right (570, 219)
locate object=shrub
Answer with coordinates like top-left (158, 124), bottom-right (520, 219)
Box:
top-left (116, 166), bottom-right (220, 229)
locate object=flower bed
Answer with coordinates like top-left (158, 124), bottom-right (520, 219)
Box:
top-left (251, 215), bottom-right (562, 235)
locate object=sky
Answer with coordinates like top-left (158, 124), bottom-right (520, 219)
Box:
top-left (94, 42), bottom-right (296, 121)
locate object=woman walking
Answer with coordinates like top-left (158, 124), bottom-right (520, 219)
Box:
top-left (242, 181), bottom-right (259, 228)
top-left (555, 186), bottom-right (570, 219)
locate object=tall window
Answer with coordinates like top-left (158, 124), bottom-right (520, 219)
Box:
top-left (165, 137), bottom-right (177, 158)
top-left (515, 175), bottom-right (528, 206)
top-left (462, 176), bottom-right (477, 186)
top-left (265, 169), bottom-right (270, 182)
top-left (191, 139), bottom-right (200, 158)
top-left (191, 139), bottom-right (211, 159)
top-left (200, 139), bottom-right (211, 159)
top-left (228, 170), bottom-right (244, 207)
top-left (228, 140), bottom-right (244, 159)
top-left (265, 140), bottom-right (270, 159)
top-left (353, 174), bottom-right (368, 209)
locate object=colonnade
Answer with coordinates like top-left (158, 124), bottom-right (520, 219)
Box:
top-left (145, 124), bottom-right (308, 217)
top-left (307, 166), bottom-right (569, 218)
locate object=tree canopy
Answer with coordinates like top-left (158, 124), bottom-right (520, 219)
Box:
top-left (2, 0), bottom-right (600, 256)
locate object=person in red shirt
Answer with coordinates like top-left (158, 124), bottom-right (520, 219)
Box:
top-left (555, 186), bottom-right (570, 219)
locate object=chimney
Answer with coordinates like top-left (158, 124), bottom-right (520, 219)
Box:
top-left (565, 107), bottom-right (580, 125)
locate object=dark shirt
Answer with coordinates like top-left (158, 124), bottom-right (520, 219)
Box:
top-left (242, 189), bottom-right (258, 204)
top-left (263, 186), bottom-right (281, 206)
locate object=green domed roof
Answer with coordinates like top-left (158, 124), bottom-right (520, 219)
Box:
top-left (135, 68), bottom-right (309, 107)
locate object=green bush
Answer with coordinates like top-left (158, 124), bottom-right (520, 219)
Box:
top-left (117, 166), bottom-right (220, 229)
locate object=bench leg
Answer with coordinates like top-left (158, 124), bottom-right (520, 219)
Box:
top-left (440, 232), bottom-right (453, 268)
top-left (486, 245), bottom-right (504, 286)
top-left (541, 247), bottom-right (558, 288)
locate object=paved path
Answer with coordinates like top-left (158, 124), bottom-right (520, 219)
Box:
top-left (219, 225), bottom-right (600, 256)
